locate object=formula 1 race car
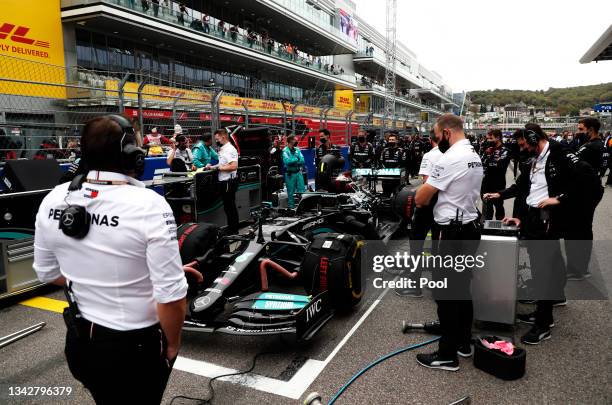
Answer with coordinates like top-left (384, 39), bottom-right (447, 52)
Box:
top-left (178, 186), bottom-right (416, 341)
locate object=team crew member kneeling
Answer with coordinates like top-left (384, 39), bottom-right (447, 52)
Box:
top-left (33, 115), bottom-right (189, 404)
top-left (415, 114), bottom-right (483, 371)
top-left (206, 128), bottom-right (240, 235)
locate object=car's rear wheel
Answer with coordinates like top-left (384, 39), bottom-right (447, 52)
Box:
top-left (301, 233), bottom-right (364, 310)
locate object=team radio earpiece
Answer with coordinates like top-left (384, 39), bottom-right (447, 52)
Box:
top-left (59, 115), bottom-right (146, 238)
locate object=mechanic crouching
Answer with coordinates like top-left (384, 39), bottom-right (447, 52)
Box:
top-left (283, 134), bottom-right (306, 209)
top-left (480, 129), bottom-right (511, 220)
top-left (33, 115), bottom-right (189, 404)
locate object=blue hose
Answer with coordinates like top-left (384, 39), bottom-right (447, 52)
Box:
top-left (327, 336), bottom-right (441, 405)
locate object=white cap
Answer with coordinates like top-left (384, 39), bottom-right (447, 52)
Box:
top-left (174, 124), bottom-right (182, 134)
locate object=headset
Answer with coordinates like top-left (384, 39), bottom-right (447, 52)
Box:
top-left (108, 114), bottom-right (146, 178)
top-left (59, 115), bottom-right (145, 239)
top-left (523, 129), bottom-right (541, 146)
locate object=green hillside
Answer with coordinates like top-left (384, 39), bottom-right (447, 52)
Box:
top-left (469, 83), bottom-right (612, 116)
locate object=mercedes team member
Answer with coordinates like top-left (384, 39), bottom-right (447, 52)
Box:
top-left (206, 128), bottom-right (239, 234)
top-left (480, 129), bottom-right (511, 220)
top-left (484, 125), bottom-right (597, 344)
top-left (282, 135), bottom-right (306, 209)
top-left (379, 133), bottom-right (405, 196)
top-left (33, 115), bottom-right (188, 404)
top-left (192, 133), bottom-right (218, 170)
top-left (564, 118), bottom-right (605, 280)
top-left (396, 130), bottom-right (444, 298)
top-left (349, 130), bottom-right (375, 168)
top-left (415, 114), bottom-right (483, 371)
top-left (315, 129), bottom-right (339, 190)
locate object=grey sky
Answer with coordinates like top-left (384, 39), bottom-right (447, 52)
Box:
top-left (354, 0), bottom-right (612, 92)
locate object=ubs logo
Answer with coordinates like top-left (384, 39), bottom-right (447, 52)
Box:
top-left (0, 23), bottom-right (50, 48)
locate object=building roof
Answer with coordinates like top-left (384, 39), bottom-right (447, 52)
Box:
top-left (580, 24), bottom-right (612, 63)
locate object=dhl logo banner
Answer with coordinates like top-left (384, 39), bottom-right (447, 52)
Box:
top-left (334, 90), bottom-right (354, 111)
top-left (107, 80), bottom-right (352, 118)
top-left (0, 0), bottom-right (65, 98)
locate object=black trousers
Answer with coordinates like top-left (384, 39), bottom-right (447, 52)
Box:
top-left (433, 221), bottom-right (481, 358)
top-left (221, 179), bottom-right (239, 234)
top-left (481, 196), bottom-right (505, 220)
top-left (565, 192), bottom-right (602, 276)
top-left (523, 208), bottom-right (566, 328)
top-left (406, 204), bottom-right (440, 283)
top-left (65, 319), bottom-right (172, 404)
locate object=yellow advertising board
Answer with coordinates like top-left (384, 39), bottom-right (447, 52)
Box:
top-left (107, 80), bottom-right (355, 118)
top-left (0, 0), bottom-right (66, 98)
top-left (334, 90), bottom-right (354, 110)
top-left (105, 80), bottom-right (213, 103)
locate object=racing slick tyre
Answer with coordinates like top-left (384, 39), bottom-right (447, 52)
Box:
top-left (177, 222), bottom-right (218, 264)
top-left (301, 233), bottom-right (364, 310)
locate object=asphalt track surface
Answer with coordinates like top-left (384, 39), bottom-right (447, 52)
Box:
top-left (1, 171), bottom-right (611, 405)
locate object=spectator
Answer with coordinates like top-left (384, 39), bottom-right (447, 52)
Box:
top-left (218, 20), bottom-right (226, 37)
top-left (202, 13), bottom-right (210, 33)
top-left (178, 2), bottom-right (186, 25)
top-left (340, 66), bottom-right (345, 74)
top-left (324, 63), bottom-right (329, 73)
top-left (151, 0), bottom-right (159, 17)
top-left (162, 0), bottom-right (170, 15)
top-left (266, 37), bottom-right (274, 53)
top-left (317, 57), bottom-right (322, 69)
top-left (230, 25), bottom-right (239, 42)
top-left (141, 0), bottom-right (149, 13)
top-left (0, 131), bottom-right (18, 161)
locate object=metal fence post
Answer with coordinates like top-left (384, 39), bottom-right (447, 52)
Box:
top-left (137, 80), bottom-right (147, 134)
top-left (242, 101), bottom-right (249, 129)
top-left (172, 95), bottom-right (182, 127)
top-left (345, 110), bottom-right (354, 144)
top-left (211, 89), bottom-right (224, 133)
top-left (291, 103), bottom-right (302, 135)
top-left (323, 107), bottom-right (331, 129)
top-left (282, 101), bottom-right (289, 135)
top-left (118, 72), bottom-right (130, 113)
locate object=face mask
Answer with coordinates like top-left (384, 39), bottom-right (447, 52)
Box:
top-left (358, 136), bottom-right (366, 143)
top-left (320, 138), bottom-right (327, 144)
top-left (485, 140), bottom-right (496, 148)
top-left (216, 141), bottom-right (222, 148)
top-left (438, 136), bottom-right (450, 153)
top-left (387, 142), bottom-right (396, 147)
top-left (179, 144), bottom-right (186, 150)
top-left (567, 136), bottom-right (573, 141)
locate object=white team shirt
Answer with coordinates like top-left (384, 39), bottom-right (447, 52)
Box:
top-left (419, 146), bottom-right (443, 177)
top-left (218, 142), bottom-right (238, 181)
top-left (526, 141), bottom-right (550, 207)
top-left (33, 171), bottom-right (188, 331)
top-left (427, 139), bottom-right (484, 225)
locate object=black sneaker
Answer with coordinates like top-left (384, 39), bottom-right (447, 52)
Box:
top-left (567, 273), bottom-right (591, 281)
top-left (552, 299), bottom-right (567, 307)
top-left (521, 326), bottom-right (551, 345)
top-left (457, 344), bottom-right (473, 358)
top-left (416, 352), bottom-right (459, 371)
top-left (394, 287), bottom-right (423, 298)
top-left (517, 312), bottom-right (554, 328)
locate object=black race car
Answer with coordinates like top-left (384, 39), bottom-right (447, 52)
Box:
top-left (178, 186), bottom-right (415, 341)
